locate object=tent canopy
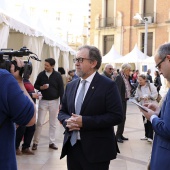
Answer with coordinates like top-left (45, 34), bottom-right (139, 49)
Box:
top-left (142, 56), bottom-right (155, 64)
top-left (114, 44), bottom-right (149, 63)
top-left (0, 7), bottom-right (76, 55)
top-left (102, 45), bottom-right (122, 63)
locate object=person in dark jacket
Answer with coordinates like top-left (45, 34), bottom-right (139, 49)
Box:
top-left (146, 69), bottom-right (153, 83)
top-left (32, 58), bottom-right (64, 150)
top-left (154, 70), bottom-right (162, 93)
top-left (58, 45), bottom-right (123, 170)
top-left (115, 63), bottom-right (132, 143)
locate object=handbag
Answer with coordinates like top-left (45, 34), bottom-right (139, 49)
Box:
top-left (156, 93), bottom-right (162, 103)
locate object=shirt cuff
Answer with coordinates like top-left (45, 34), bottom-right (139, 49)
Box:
top-left (150, 115), bottom-right (158, 123)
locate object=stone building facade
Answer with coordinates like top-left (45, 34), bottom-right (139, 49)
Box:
top-left (89, 0), bottom-right (170, 57)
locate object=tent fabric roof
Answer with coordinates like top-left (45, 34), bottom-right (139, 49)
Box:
top-left (102, 45), bottom-right (122, 63)
top-left (114, 44), bottom-right (149, 63)
top-left (0, 9), bottom-right (76, 54)
top-left (142, 56), bottom-right (155, 64)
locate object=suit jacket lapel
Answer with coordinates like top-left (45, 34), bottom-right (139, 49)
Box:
top-left (80, 72), bottom-right (100, 114)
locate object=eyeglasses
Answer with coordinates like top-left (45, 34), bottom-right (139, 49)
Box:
top-left (73, 57), bottom-right (92, 63)
top-left (155, 56), bottom-right (167, 69)
top-left (109, 68), bottom-right (114, 70)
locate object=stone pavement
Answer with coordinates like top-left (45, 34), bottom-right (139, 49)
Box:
top-left (17, 101), bottom-right (153, 170)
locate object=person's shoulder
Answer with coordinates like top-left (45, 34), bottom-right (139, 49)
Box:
top-left (38, 70), bottom-right (45, 75)
top-left (52, 70), bottom-right (62, 77)
top-left (0, 69), bottom-right (10, 76)
top-left (0, 69), bottom-right (14, 82)
top-left (98, 73), bottom-right (114, 84)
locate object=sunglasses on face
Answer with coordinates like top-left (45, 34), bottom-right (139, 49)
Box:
top-left (108, 68), bottom-right (114, 70)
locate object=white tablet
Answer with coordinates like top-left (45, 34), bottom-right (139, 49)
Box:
top-left (130, 100), bottom-right (148, 112)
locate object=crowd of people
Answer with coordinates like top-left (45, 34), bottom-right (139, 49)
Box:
top-left (1, 42), bottom-right (170, 170)
top-left (14, 59), bottom-right (82, 155)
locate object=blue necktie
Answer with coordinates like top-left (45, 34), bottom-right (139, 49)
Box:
top-left (70, 80), bottom-right (86, 146)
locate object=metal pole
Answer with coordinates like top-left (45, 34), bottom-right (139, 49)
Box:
top-left (144, 19), bottom-right (148, 57)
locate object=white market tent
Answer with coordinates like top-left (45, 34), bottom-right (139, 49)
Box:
top-left (141, 56), bottom-right (156, 76)
top-left (114, 44), bottom-right (149, 71)
top-left (0, 6), bottom-right (76, 83)
top-left (114, 44), bottom-right (149, 63)
top-left (142, 56), bottom-right (155, 64)
top-left (102, 45), bottom-right (122, 63)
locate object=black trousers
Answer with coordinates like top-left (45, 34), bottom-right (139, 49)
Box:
top-left (142, 116), bottom-right (153, 139)
top-left (16, 124), bottom-right (35, 149)
top-left (116, 100), bottom-right (127, 138)
top-left (67, 141), bottom-right (110, 170)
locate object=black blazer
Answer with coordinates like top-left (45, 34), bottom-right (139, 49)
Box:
top-left (58, 72), bottom-right (123, 163)
top-left (115, 74), bottom-right (133, 101)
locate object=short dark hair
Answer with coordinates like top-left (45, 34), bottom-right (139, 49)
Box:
top-left (45, 58), bottom-right (55, 66)
top-left (78, 45), bottom-right (102, 70)
top-left (68, 70), bottom-right (73, 75)
top-left (58, 67), bottom-right (65, 74)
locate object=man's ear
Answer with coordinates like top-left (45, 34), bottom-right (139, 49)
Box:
top-left (167, 55), bottom-right (170, 60)
top-left (91, 60), bottom-right (97, 68)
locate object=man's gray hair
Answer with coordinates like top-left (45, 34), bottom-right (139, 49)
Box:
top-left (156, 43), bottom-right (170, 60)
top-left (104, 64), bottom-right (113, 70)
top-left (121, 63), bottom-right (132, 72)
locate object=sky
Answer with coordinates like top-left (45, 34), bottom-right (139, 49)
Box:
top-left (0, 0), bottom-right (90, 41)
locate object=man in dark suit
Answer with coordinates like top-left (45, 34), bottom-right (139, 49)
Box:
top-left (115, 63), bottom-right (132, 143)
top-left (140, 43), bottom-right (170, 170)
top-left (58, 45), bottom-right (123, 170)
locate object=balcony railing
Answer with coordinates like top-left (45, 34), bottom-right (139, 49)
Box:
top-left (96, 17), bottom-right (116, 28)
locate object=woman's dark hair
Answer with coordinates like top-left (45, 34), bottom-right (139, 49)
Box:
top-left (155, 70), bottom-right (160, 77)
top-left (45, 58), bottom-right (55, 66)
top-left (58, 67), bottom-right (65, 74)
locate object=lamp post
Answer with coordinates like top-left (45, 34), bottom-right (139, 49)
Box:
top-left (133, 13), bottom-right (148, 57)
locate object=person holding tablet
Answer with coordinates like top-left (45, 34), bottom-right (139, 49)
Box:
top-left (135, 74), bottom-right (158, 143)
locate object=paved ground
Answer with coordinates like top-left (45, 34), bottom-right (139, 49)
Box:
top-left (16, 98), bottom-right (157, 170)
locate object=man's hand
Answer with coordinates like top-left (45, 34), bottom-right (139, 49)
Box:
top-left (65, 113), bottom-right (82, 131)
top-left (140, 103), bottom-right (160, 120)
top-left (32, 93), bottom-right (40, 99)
top-left (40, 84), bottom-right (49, 90)
top-left (10, 57), bottom-right (24, 82)
top-left (144, 103), bottom-right (160, 113)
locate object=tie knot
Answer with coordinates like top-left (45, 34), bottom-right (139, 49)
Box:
top-left (81, 80), bottom-right (86, 85)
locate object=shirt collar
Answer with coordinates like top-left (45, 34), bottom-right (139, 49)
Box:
top-left (80, 71), bottom-right (96, 83)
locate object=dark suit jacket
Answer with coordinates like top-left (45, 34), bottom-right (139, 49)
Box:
top-left (150, 89), bottom-right (170, 169)
top-left (115, 74), bottom-right (126, 102)
top-left (58, 72), bottom-right (123, 163)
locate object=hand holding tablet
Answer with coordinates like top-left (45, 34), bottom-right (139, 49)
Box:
top-left (130, 100), bottom-right (148, 112)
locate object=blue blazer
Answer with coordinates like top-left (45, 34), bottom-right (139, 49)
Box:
top-left (151, 89), bottom-right (170, 169)
top-left (58, 72), bottom-right (123, 163)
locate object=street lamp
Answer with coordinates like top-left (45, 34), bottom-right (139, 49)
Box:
top-left (133, 13), bottom-right (148, 57)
